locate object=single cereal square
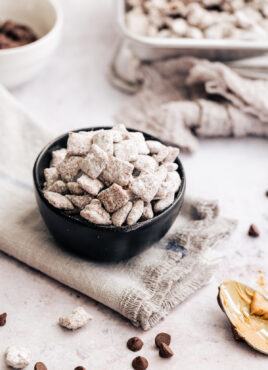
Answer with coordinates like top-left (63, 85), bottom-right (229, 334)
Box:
top-left (77, 174), bottom-right (104, 196)
top-left (44, 167), bottom-right (59, 187)
top-left (101, 156), bottom-right (134, 187)
top-left (44, 191), bottom-right (74, 210)
top-left (80, 144), bottom-right (108, 179)
top-left (153, 146), bottom-right (169, 162)
top-left (66, 195), bottom-right (92, 209)
top-left (154, 192), bottom-right (175, 212)
top-left (114, 140), bottom-right (138, 162)
top-left (98, 183), bottom-right (129, 213)
top-left (163, 146), bottom-right (180, 163)
top-left (127, 200), bottom-right (144, 225)
top-left (58, 156), bottom-right (82, 182)
top-left (143, 202), bottom-right (154, 219)
top-left (80, 199), bottom-right (111, 225)
top-left (130, 173), bottom-right (160, 202)
top-left (112, 123), bottom-right (130, 142)
top-left (47, 180), bottom-right (67, 194)
top-left (50, 148), bottom-right (67, 167)
top-left (129, 132), bottom-right (149, 155)
top-left (67, 132), bottom-right (92, 156)
top-left (112, 201), bottom-right (132, 227)
top-left (133, 155), bottom-right (158, 173)
top-left (67, 182), bottom-right (84, 195)
top-left (92, 129), bottom-right (113, 156)
top-left (146, 140), bottom-right (165, 154)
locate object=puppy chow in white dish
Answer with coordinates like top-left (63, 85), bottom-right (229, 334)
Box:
top-left (42, 125), bottom-right (181, 226)
top-left (125, 0), bottom-right (268, 40)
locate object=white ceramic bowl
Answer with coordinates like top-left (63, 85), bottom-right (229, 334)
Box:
top-left (0, 0), bottom-right (63, 88)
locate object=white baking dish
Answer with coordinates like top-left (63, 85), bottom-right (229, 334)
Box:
top-left (117, 0), bottom-right (268, 61)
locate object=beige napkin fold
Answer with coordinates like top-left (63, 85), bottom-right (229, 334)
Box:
top-left (0, 86), bottom-right (236, 330)
top-left (114, 52), bottom-right (268, 152)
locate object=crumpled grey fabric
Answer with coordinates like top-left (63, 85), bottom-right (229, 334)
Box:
top-left (115, 56), bottom-right (268, 152)
top-left (0, 85), bottom-right (236, 330)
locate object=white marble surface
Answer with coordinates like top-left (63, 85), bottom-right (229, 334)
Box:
top-left (1, 0), bottom-right (268, 369)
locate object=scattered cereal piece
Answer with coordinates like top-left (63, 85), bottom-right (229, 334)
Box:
top-left (67, 132), bottom-right (92, 156)
top-left (146, 140), bottom-right (165, 154)
top-left (5, 346), bottom-right (31, 369)
top-left (127, 200), bottom-right (144, 225)
top-left (143, 202), bottom-right (154, 219)
top-left (92, 129), bottom-right (113, 156)
top-left (112, 201), bottom-right (133, 227)
top-left (154, 192), bottom-right (175, 212)
top-left (66, 195), bottom-right (92, 209)
top-left (129, 132), bottom-right (149, 155)
top-left (44, 167), bottom-right (59, 187)
top-left (130, 173), bottom-right (160, 202)
top-left (114, 140), bottom-right (139, 162)
top-left (50, 148), bottom-right (67, 167)
top-left (133, 155), bottom-right (158, 173)
top-left (98, 183), bottom-right (129, 213)
top-left (77, 174), bottom-right (104, 196)
top-left (101, 156), bottom-right (134, 187)
top-left (67, 182), bottom-right (84, 195)
top-left (80, 144), bottom-right (108, 179)
top-left (80, 199), bottom-right (112, 225)
top-left (112, 123), bottom-right (130, 142)
top-left (47, 180), bottom-right (67, 194)
top-left (58, 156), bottom-right (82, 182)
top-left (74, 367), bottom-right (86, 370)
top-left (44, 191), bottom-right (74, 210)
top-left (59, 306), bottom-right (93, 330)
top-left (163, 146), bottom-right (180, 163)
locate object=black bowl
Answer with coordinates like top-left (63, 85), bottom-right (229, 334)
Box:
top-left (33, 127), bottom-right (186, 262)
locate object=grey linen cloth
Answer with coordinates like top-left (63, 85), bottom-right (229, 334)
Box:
top-left (115, 54), bottom-right (268, 152)
top-left (0, 86), bottom-right (236, 330)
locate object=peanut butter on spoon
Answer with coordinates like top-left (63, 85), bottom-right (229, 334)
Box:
top-left (218, 280), bottom-right (268, 355)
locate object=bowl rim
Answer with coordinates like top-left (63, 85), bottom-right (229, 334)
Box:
top-left (33, 126), bottom-right (186, 232)
top-left (0, 0), bottom-right (63, 55)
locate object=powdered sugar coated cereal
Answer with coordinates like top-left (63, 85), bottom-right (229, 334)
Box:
top-left (59, 307), bottom-right (93, 330)
top-left (5, 346), bottom-right (31, 369)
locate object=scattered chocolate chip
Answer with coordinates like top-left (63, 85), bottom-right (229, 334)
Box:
top-left (127, 337), bottom-right (144, 352)
top-left (74, 367), bottom-right (85, 370)
top-left (155, 332), bottom-right (171, 348)
top-left (132, 356), bottom-right (148, 370)
top-left (0, 312), bottom-right (7, 326)
top-left (248, 224), bottom-right (260, 237)
top-left (34, 362), bottom-right (47, 370)
top-left (159, 343), bottom-right (174, 358)
top-left (266, 190), bottom-right (268, 197)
